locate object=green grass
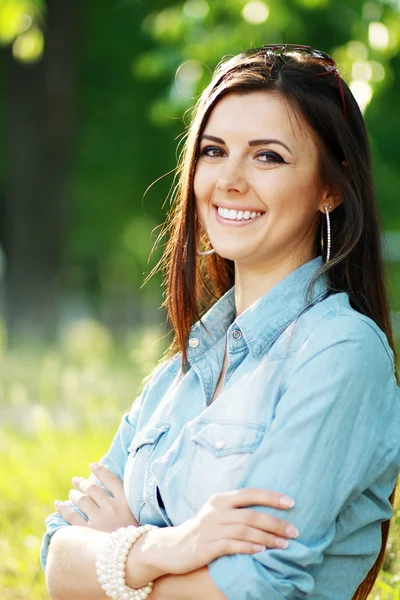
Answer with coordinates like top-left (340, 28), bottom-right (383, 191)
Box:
top-left (1, 318), bottom-right (400, 599)
top-left (1, 425), bottom-right (119, 600)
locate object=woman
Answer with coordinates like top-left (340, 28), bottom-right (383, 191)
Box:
top-left (41, 45), bottom-right (400, 600)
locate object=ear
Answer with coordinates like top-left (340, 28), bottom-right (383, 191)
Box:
top-left (318, 187), bottom-right (343, 215)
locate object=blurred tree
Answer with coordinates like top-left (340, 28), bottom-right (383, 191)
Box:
top-left (0, 0), bottom-right (76, 343)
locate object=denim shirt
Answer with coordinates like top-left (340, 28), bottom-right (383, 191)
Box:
top-left (41, 255), bottom-right (400, 600)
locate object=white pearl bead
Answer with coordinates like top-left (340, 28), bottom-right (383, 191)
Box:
top-left (96, 525), bottom-right (159, 599)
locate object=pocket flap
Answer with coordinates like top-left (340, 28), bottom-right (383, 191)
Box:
top-left (190, 421), bottom-right (265, 457)
top-left (128, 422), bottom-right (170, 453)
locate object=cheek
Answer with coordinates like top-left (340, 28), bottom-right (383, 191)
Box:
top-left (193, 162), bottom-right (215, 199)
top-left (193, 172), bottom-right (208, 229)
top-left (265, 170), bottom-right (320, 212)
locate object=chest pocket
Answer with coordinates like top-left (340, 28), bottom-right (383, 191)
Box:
top-left (127, 423), bottom-right (171, 455)
top-left (183, 420), bottom-right (266, 514)
top-left (124, 422), bottom-right (171, 519)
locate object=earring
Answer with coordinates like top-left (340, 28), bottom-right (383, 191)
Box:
top-left (197, 247), bottom-right (216, 256)
top-left (320, 205), bottom-right (332, 263)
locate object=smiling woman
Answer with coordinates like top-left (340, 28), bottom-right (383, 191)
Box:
top-left (194, 92), bottom-right (338, 272)
top-left (41, 45), bottom-right (400, 600)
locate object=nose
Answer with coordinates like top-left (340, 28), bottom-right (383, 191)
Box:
top-left (216, 157), bottom-right (249, 195)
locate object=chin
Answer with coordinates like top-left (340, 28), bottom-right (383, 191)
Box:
top-left (213, 245), bottom-right (252, 262)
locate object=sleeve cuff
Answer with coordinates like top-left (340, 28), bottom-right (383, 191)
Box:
top-left (40, 517), bottom-right (66, 572)
top-left (40, 504), bottom-right (88, 572)
top-left (207, 552), bottom-right (308, 600)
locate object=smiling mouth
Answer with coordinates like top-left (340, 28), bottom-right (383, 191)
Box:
top-left (214, 205), bottom-right (265, 224)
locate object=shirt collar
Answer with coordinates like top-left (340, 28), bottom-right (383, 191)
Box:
top-left (187, 255), bottom-right (329, 362)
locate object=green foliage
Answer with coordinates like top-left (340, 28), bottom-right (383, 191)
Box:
top-left (0, 0), bottom-right (45, 61)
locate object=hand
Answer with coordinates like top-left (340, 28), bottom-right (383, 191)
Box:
top-left (144, 488), bottom-right (299, 577)
top-left (54, 463), bottom-right (139, 531)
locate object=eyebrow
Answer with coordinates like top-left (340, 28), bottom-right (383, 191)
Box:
top-left (200, 134), bottom-right (293, 155)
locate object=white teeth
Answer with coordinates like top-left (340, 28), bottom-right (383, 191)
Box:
top-left (217, 207), bottom-right (264, 221)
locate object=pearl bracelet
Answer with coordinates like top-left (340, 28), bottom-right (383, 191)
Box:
top-left (96, 524), bottom-right (159, 600)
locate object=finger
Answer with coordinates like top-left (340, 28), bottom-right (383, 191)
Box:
top-left (220, 508), bottom-right (299, 540)
top-left (212, 488), bottom-right (295, 510)
top-left (68, 489), bottom-right (99, 514)
top-left (54, 500), bottom-right (88, 527)
top-left (72, 476), bottom-right (110, 507)
top-left (213, 538), bottom-right (267, 557)
top-left (89, 463), bottom-right (124, 499)
top-left (222, 523), bottom-right (291, 550)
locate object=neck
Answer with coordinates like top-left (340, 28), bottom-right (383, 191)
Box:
top-left (234, 251), bottom-right (318, 317)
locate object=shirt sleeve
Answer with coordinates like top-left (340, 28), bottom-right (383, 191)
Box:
top-left (207, 315), bottom-right (400, 600)
top-left (39, 392), bottom-right (144, 572)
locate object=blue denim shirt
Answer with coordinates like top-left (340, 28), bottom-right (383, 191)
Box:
top-left (41, 255), bottom-right (400, 599)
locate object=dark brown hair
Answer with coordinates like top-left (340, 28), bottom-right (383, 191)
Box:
top-left (150, 48), bottom-right (398, 598)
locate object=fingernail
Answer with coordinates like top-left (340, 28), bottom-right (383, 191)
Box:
top-left (89, 463), bottom-right (98, 469)
top-left (285, 525), bottom-right (299, 538)
top-left (72, 476), bottom-right (80, 485)
top-left (276, 538), bottom-right (289, 549)
top-left (253, 544), bottom-right (266, 552)
top-left (54, 500), bottom-right (62, 507)
top-left (280, 496), bottom-right (295, 508)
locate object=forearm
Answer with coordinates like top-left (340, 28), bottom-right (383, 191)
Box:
top-left (151, 568), bottom-right (227, 600)
top-left (125, 531), bottom-right (226, 600)
top-left (46, 525), bottom-right (226, 600)
top-left (46, 527), bottom-right (110, 600)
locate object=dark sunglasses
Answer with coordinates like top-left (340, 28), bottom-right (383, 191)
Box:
top-left (250, 44), bottom-right (347, 119)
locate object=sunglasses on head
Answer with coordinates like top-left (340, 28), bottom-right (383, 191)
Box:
top-left (250, 44), bottom-right (347, 119)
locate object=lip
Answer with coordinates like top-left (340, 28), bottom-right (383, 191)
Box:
top-left (213, 205), bottom-right (265, 227)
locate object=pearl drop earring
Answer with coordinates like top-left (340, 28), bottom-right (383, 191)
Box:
top-left (197, 247), bottom-right (216, 256)
top-left (324, 205), bottom-right (332, 263)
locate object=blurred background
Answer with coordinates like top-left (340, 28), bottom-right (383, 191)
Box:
top-left (1, 0), bottom-right (400, 598)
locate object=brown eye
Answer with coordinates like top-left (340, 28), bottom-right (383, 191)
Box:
top-left (200, 146), bottom-right (224, 157)
top-left (257, 152), bottom-right (285, 164)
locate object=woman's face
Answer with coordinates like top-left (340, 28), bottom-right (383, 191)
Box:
top-left (194, 91), bottom-right (334, 270)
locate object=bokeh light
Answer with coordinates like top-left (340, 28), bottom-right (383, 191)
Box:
top-left (349, 80), bottom-right (373, 113)
top-left (241, 1), bottom-right (270, 25)
top-left (352, 61), bottom-right (372, 81)
top-left (12, 25), bottom-right (43, 62)
top-left (183, 0), bottom-right (209, 20)
top-left (369, 22), bottom-right (390, 50)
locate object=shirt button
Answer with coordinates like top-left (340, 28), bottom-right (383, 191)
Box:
top-left (215, 438), bottom-right (226, 450)
top-left (189, 337), bottom-right (199, 348)
top-left (232, 329), bottom-right (242, 340)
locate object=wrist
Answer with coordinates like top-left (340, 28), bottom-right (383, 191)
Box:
top-left (125, 526), bottom-right (168, 589)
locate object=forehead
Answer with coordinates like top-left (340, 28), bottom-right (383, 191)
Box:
top-left (203, 91), bottom-right (316, 151)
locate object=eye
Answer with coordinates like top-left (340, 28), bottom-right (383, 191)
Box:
top-left (256, 151), bottom-right (286, 164)
top-left (199, 146), bottom-right (224, 158)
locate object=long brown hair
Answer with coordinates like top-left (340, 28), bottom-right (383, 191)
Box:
top-left (150, 48), bottom-right (398, 598)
